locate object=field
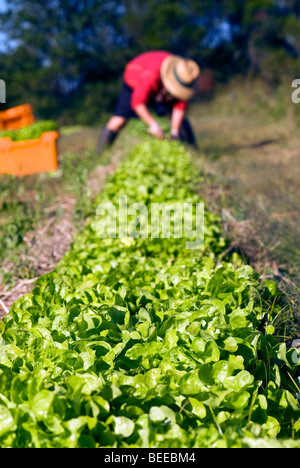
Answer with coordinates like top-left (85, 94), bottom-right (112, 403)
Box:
top-left (190, 79), bottom-right (300, 341)
top-left (1, 80), bottom-right (299, 336)
top-left (0, 81), bottom-right (299, 447)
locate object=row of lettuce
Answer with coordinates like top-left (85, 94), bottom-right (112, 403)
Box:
top-left (0, 129), bottom-right (299, 447)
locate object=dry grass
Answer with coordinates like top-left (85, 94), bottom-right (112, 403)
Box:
top-left (190, 80), bottom-right (300, 338)
top-left (0, 126), bottom-right (126, 318)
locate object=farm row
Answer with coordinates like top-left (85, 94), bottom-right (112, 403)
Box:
top-left (0, 128), bottom-right (299, 447)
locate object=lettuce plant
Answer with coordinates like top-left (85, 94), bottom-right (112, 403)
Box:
top-left (0, 133), bottom-right (299, 448)
top-left (0, 121), bottom-right (58, 142)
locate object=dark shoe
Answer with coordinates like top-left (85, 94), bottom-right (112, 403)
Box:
top-left (97, 127), bottom-right (118, 155)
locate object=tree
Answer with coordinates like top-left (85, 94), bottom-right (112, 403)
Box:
top-left (220, 0), bottom-right (300, 81)
top-left (0, 0), bottom-right (129, 119)
top-left (1, 0), bottom-right (300, 123)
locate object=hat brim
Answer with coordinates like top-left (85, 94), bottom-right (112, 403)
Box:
top-left (160, 55), bottom-right (198, 101)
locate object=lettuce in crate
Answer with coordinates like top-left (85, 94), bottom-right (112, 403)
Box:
top-left (0, 121), bottom-right (58, 142)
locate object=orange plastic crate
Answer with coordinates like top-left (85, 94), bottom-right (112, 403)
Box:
top-left (0, 131), bottom-right (59, 176)
top-left (0, 104), bottom-right (35, 131)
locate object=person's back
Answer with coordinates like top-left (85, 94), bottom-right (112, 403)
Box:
top-left (124, 51), bottom-right (170, 91)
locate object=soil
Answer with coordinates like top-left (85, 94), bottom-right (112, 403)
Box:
top-left (0, 128), bottom-right (123, 319)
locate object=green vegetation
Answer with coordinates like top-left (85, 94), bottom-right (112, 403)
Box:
top-left (0, 0), bottom-right (299, 450)
top-left (1, 1), bottom-right (300, 124)
top-left (0, 127), bottom-right (100, 288)
top-left (0, 127), bottom-right (299, 448)
top-left (189, 79), bottom-right (300, 341)
top-left (0, 121), bottom-right (58, 142)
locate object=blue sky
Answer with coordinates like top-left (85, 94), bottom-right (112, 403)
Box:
top-left (0, 0), bottom-right (8, 52)
top-left (0, 0), bottom-right (7, 11)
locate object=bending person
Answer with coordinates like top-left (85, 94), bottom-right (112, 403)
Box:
top-left (97, 51), bottom-right (200, 154)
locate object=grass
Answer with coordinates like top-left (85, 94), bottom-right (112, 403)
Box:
top-left (0, 127), bottom-right (100, 288)
top-left (1, 78), bottom-right (299, 341)
top-left (189, 77), bottom-right (300, 341)
top-left (0, 120), bottom-right (144, 312)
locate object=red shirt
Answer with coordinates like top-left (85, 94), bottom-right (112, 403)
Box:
top-left (124, 51), bottom-right (188, 112)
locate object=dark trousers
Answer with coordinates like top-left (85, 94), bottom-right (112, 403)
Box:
top-left (154, 101), bottom-right (197, 146)
top-left (114, 82), bottom-right (197, 146)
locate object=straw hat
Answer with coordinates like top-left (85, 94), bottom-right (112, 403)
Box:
top-left (160, 55), bottom-right (200, 101)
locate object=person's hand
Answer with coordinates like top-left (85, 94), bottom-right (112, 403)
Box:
top-left (170, 128), bottom-right (180, 141)
top-left (148, 121), bottom-right (165, 139)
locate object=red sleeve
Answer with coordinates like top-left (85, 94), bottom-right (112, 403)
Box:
top-left (173, 100), bottom-right (188, 112)
top-left (130, 78), bottom-right (155, 109)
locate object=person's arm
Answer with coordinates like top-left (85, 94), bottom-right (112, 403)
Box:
top-left (171, 107), bottom-right (186, 139)
top-left (130, 77), bottom-right (165, 139)
top-left (134, 104), bottom-right (164, 139)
